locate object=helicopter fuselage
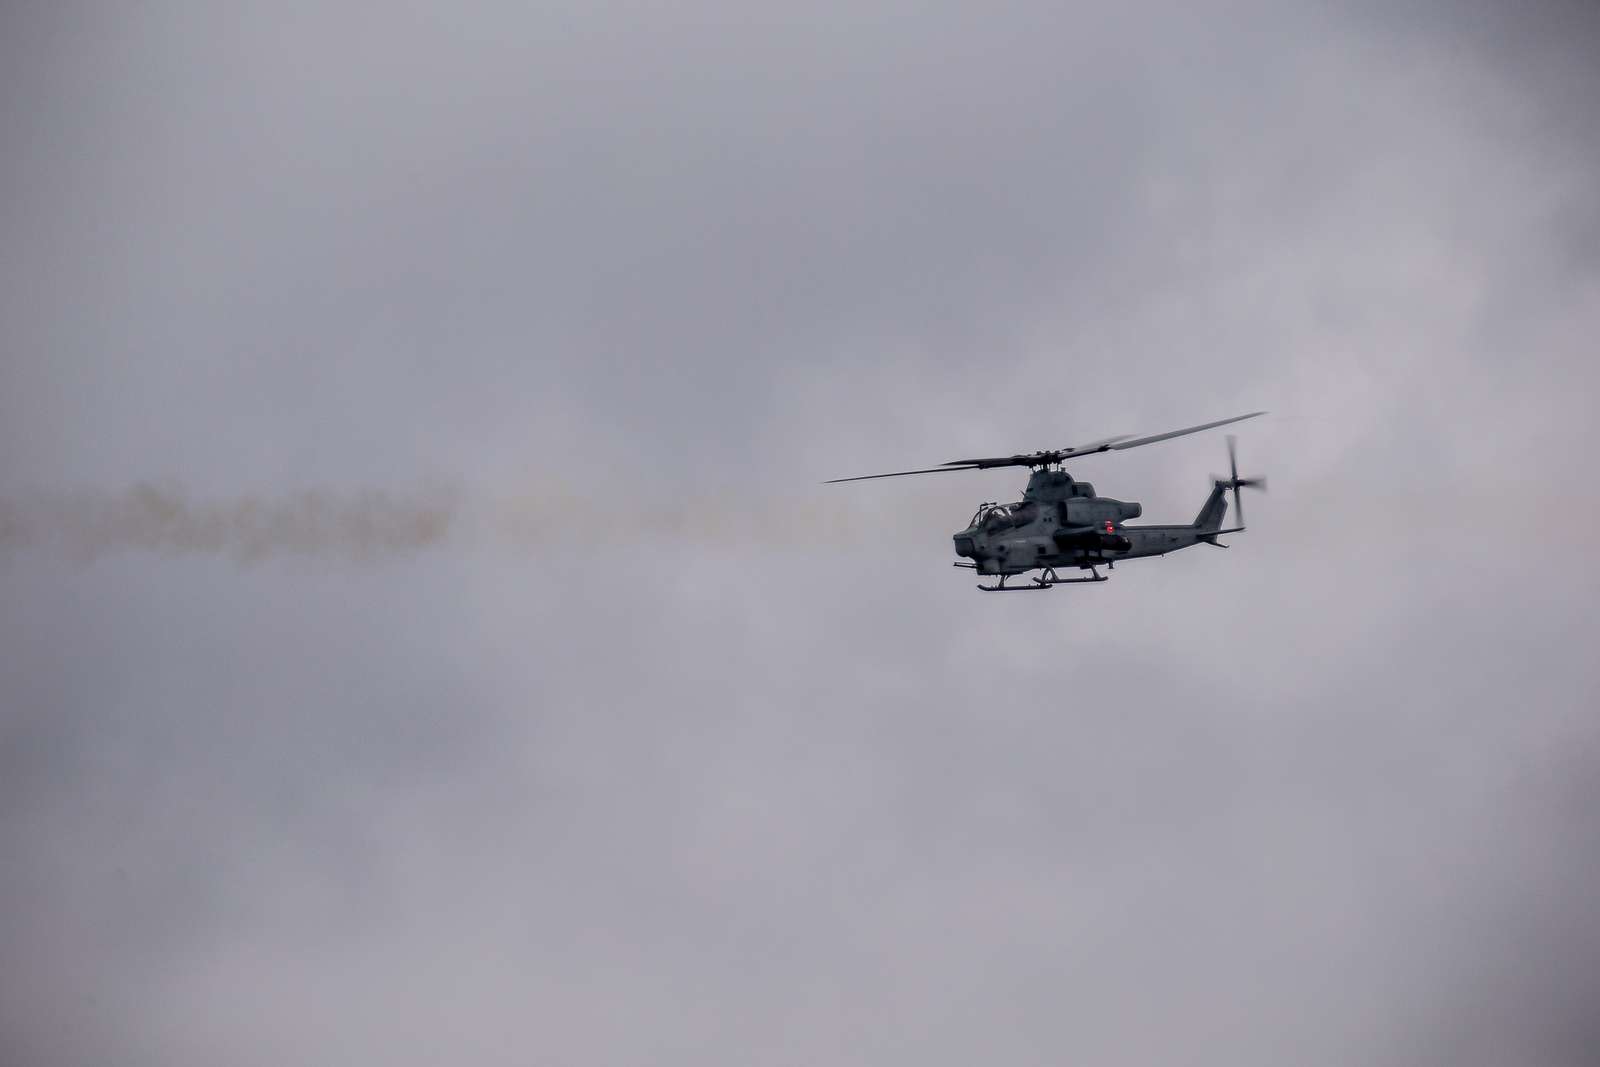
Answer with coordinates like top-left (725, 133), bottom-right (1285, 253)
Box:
top-left (823, 410), bottom-right (1265, 592)
top-left (952, 469), bottom-right (1231, 577)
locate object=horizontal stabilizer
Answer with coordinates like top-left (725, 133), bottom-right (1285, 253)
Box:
top-left (1201, 526), bottom-right (1246, 547)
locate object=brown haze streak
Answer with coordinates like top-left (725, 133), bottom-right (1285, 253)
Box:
top-left (0, 484), bottom-right (460, 564)
top-left (0, 482), bottom-right (877, 562)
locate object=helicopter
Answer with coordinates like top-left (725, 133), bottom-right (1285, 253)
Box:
top-left (827, 412), bottom-right (1267, 592)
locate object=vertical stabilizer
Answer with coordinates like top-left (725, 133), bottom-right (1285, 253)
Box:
top-left (1193, 483), bottom-right (1229, 532)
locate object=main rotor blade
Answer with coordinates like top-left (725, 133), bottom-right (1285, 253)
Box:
top-left (1063, 433), bottom-right (1139, 456)
top-left (940, 413), bottom-right (1265, 470)
top-left (825, 412), bottom-right (1265, 484)
top-left (1104, 411), bottom-right (1267, 453)
top-left (823, 464), bottom-right (981, 484)
top-left (941, 434), bottom-right (1134, 469)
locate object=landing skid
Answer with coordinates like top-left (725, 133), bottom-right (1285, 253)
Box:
top-left (977, 566), bottom-right (1108, 592)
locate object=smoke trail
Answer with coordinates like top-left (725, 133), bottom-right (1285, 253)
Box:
top-left (0, 483), bottom-right (461, 564)
top-left (0, 481), bottom-right (883, 563)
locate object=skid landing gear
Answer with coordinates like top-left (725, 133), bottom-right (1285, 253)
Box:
top-left (977, 566), bottom-right (1108, 592)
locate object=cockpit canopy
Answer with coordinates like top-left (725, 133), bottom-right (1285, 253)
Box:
top-left (968, 502), bottom-right (1002, 529)
top-left (968, 501), bottom-right (1035, 532)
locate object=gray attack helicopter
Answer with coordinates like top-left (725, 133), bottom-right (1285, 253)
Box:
top-left (827, 412), bottom-right (1267, 592)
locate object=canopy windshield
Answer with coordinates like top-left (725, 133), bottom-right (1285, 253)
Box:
top-left (967, 502), bottom-right (1029, 530)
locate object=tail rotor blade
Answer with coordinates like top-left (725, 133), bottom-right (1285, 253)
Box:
top-left (1224, 434), bottom-right (1259, 525)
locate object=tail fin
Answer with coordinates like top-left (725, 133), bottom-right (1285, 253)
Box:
top-left (1192, 483), bottom-right (1229, 532)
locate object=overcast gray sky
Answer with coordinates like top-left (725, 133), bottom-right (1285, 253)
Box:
top-left (3, 2), bottom-right (1599, 1064)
